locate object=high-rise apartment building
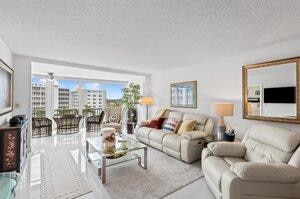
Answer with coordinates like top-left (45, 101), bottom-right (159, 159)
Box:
top-left (58, 88), bottom-right (70, 108)
top-left (32, 83), bottom-right (46, 110)
top-left (31, 83), bottom-right (70, 111)
top-left (69, 87), bottom-right (106, 110)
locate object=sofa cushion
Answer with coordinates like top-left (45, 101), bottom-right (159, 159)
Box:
top-left (231, 162), bottom-right (300, 183)
top-left (289, 146), bottom-right (300, 168)
top-left (203, 156), bottom-right (230, 192)
top-left (183, 113), bottom-right (207, 125)
top-left (244, 138), bottom-right (294, 163)
top-left (223, 157), bottom-right (246, 166)
top-left (168, 111), bottom-right (184, 120)
top-left (149, 129), bottom-right (169, 144)
top-left (244, 124), bottom-right (300, 153)
top-left (177, 120), bottom-right (197, 135)
top-left (162, 134), bottom-right (183, 152)
top-left (153, 108), bottom-right (169, 118)
top-left (242, 124), bottom-right (300, 164)
top-left (136, 127), bottom-right (153, 139)
top-left (183, 113), bottom-right (207, 131)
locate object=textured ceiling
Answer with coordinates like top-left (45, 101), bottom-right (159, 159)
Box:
top-left (1, 1), bottom-right (300, 74)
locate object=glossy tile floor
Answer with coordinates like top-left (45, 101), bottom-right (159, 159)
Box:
top-left (16, 129), bottom-right (215, 199)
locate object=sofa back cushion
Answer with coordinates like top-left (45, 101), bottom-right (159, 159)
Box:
top-left (153, 108), bottom-right (169, 119)
top-left (182, 113), bottom-right (207, 131)
top-left (242, 124), bottom-right (300, 163)
top-left (289, 145), bottom-right (300, 168)
top-left (157, 111), bottom-right (214, 135)
top-left (168, 111), bottom-right (184, 121)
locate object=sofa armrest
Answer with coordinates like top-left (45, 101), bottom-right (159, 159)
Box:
top-left (231, 162), bottom-right (300, 183)
top-left (181, 131), bottom-right (208, 140)
top-left (207, 142), bottom-right (246, 158)
top-left (201, 148), bottom-right (213, 160)
top-left (137, 120), bottom-right (150, 127)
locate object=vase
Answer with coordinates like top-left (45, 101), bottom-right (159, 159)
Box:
top-left (126, 108), bottom-right (137, 134)
top-left (126, 108), bottom-right (137, 123)
top-left (101, 128), bottom-right (116, 155)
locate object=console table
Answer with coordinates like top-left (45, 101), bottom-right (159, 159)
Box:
top-left (0, 120), bottom-right (29, 173)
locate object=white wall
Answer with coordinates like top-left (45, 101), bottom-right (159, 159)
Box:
top-left (13, 56), bottom-right (32, 117)
top-left (150, 38), bottom-right (300, 139)
top-left (0, 37), bottom-right (13, 126)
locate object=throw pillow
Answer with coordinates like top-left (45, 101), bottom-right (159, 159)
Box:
top-left (163, 119), bottom-right (181, 133)
top-left (177, 120), bottom-right (197, 135)
top-left (109, 114), bottom-right (120, 123)
top-left (146, 118), bottom-right (165, 129)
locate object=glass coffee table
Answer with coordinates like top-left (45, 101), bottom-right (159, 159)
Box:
top-left (86, 134), bottom-right (147, 183)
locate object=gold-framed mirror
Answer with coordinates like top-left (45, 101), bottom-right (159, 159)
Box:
top-left (242, 57), bottom-right (300, 123)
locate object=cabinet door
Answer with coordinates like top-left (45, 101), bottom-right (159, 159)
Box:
top-left (2, 131), bottom-right (18, 171)
top-left (20, 126), bottom-right (27, 169)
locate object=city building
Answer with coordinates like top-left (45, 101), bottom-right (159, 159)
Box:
top-left (58, 88), bottom-right (70, 108)
top-left (69, 87), bottom-right (106, 110)
top-left (31, 83), bottom-right (46, 111)
top-left (31, 83), bottom-right (70, 112)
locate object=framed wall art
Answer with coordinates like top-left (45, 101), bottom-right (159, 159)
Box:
top-left (170, 81), bottom-right (197, 108)
top-left (0, 59), bottom-right (13, 116)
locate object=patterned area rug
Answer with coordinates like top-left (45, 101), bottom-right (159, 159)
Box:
top-left (103, 147), bottom-right (203, 199)
top-left (41, 148), bottom-right (92, 199)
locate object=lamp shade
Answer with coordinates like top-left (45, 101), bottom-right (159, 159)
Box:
top-left (211, 103), bottom-right (234, 117)
top-left (140, 96), bottom-right (154, 106)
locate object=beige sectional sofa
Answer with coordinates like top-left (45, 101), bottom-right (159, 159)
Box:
top-left (202, 124), bottom-right (300, 199)
top-left (135, 110), bottom-right (214, 163)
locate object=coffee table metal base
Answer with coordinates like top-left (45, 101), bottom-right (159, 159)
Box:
top-left (86, 140), bottom-right (147, 184)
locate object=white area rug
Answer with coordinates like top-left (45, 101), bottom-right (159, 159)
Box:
top-left (103, 148), bottom-right (203, 199)
top-left (41, 148), bottom-right (92, 199)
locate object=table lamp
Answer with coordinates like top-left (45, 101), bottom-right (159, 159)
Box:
top-left (140, 96), bottom-right (154, 119)
top-left (211, 103), bottom-right (234, 140)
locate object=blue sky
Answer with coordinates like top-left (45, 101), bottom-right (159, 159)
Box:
top-left (32, 76), bottom-right (124, 99)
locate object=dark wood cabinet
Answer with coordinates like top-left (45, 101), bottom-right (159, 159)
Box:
top-left (0, 120), bottom-right (29, 173)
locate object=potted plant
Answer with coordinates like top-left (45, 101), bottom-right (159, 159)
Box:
top-left (121, 83), bottom-right (141, 133)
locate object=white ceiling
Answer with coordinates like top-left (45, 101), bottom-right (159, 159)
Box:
top-left (1, 1), bottom-right (300, 74)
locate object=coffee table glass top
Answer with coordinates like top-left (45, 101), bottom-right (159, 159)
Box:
top-left (86, 134), bottom-right (146, 157)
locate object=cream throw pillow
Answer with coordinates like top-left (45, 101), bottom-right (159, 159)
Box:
top-left (177, 120), bottom-right (197, 135)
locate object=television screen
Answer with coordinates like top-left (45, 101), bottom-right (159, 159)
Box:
top-left (264, 87), bottom-right (296, 103)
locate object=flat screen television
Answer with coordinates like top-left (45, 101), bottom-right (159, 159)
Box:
top-left (264, 87), bottom-right (296, 103)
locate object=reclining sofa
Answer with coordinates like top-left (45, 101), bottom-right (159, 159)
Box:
top-left (135, 110), bottom-right (214, 163)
